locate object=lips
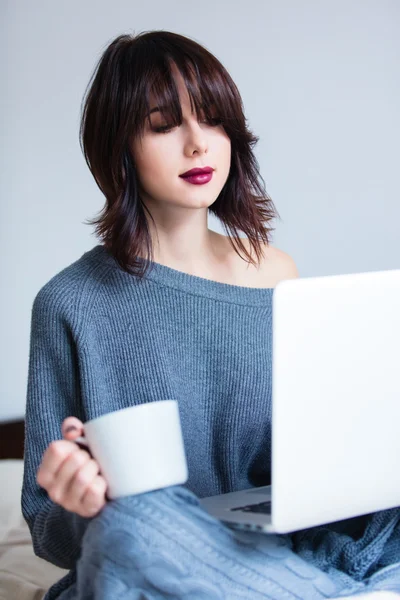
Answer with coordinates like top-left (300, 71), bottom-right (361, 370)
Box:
top-left (180, 167), bottom-right (214, 177)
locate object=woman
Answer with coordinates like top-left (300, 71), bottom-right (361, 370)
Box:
top-left (22, 30), bottom-right (400, 599)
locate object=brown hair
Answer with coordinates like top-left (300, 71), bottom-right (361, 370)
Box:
top-left (79, 30), bottom-right (280, 277)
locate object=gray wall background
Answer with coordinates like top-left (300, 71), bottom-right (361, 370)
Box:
top-left (2, 0), bottom-right (399, 421)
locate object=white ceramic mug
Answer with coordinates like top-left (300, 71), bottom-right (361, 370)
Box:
top-left (74, 400), bottom-right (188, 499)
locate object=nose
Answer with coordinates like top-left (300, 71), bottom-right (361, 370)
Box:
top-left (183, 120), bottom-right (208, 156)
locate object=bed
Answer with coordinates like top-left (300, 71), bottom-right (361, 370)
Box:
top-left (0, 420), bottom-right (68, 599)
top-left (0, 420), bottom-right (398, 600)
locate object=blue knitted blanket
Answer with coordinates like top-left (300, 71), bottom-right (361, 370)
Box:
top-left (292, 505), bottom-right (400, 592)
top-left (52, 486), bottom-right (400, 600)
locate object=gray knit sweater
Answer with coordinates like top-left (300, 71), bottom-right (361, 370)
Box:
top-left (21, 244), bottom-right (274, 574)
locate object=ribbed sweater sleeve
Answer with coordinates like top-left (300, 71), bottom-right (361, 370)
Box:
top-left (21, 282), bottom-right (92, 569)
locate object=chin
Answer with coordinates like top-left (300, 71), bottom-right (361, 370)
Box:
top-left (171, 195), bottom-right (216, 209)
top-left (192, 197), bottom-right (218, 209)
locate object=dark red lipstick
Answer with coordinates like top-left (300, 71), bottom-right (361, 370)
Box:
top-left (179, 166), bottom-right (214, 185)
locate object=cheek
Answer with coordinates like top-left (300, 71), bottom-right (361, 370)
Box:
top-left (218, 137), bottom-right (232, 172)
top-left (134, 142), bottom-right (174, 186)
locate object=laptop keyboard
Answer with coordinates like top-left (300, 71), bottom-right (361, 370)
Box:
top-left (230, 500), bottom-right (272, 514)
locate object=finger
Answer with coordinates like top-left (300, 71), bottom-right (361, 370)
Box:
top-left (66, 458), bottom-right (100, 504)
top-left (46, 449), bottom-right (91, 506)
top-left (81, 475), bottom-right (108, 516)
top-left (62, 417), bottom-right (84, 440)
top-left (37, 440), bottom-right (80, 488)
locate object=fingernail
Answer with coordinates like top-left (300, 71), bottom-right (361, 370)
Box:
top-left (64, 425), bottom-right (77, 434)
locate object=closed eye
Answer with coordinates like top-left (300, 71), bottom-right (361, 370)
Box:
top-left (153, 118), bottom-right (223, 134)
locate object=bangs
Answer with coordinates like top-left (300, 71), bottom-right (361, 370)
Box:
top-left (130, 42), bottom-right (236, 138)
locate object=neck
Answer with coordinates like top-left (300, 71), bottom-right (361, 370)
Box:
top-left (142, 206), bottom-right (224, 271)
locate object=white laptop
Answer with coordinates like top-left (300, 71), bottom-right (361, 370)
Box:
top-left (199, 268), bottom-right (400, 534)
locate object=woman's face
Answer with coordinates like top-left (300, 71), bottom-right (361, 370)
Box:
top-left (130, 66), bottom-right (231, 214)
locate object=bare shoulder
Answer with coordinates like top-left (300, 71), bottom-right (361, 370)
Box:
top-left (256, 243), bottom-right (299, 287)
top-left (234, 236), bottom-right (299, 287)
top-left (210, 231), bottom-right (299, 288)
top-left (265, 246), bottom-right (299, 280)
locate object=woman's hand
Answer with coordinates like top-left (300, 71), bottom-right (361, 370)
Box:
top-left (36, 417), bottom-right (107, 517)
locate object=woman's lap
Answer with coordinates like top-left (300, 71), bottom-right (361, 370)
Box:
top-left (60, 485), bottom-right (400, 600)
